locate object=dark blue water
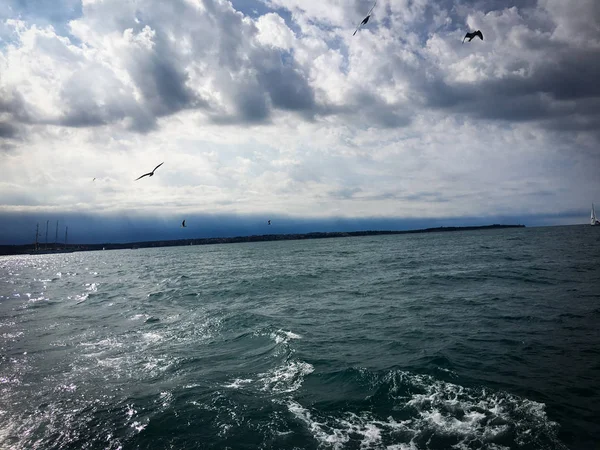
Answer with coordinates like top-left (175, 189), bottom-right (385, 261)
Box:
top-left (1, 225), bottom-right (599, 449)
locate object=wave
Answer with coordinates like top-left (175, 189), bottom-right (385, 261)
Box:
top-left (286, 369), bottom-right (567, 449)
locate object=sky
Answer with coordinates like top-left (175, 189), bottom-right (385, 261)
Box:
top-left (1, 0), bottom-right (599, 244)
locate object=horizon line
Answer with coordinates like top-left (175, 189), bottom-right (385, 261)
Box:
top-left (0, 224), bottom-right (532, 255)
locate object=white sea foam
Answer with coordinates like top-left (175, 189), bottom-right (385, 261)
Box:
top-left (269, 329), bottom-right (302, 345)
top-left (287, 401), bottom-right (362, 449)
top-left (129, 314), bottom-right (146, 321)
top-left (259, 360), bottom-right (314, 393)
top-left (224, 378), bottom-right (253, 389)
top-left (287, 399), bottom-right (460, 450)
top-left (1, 331), bottom-right (24, 340)
top-left (397, 371), bottom-right (552, 446)
top-left (80, 337), bottom-right (124, 351)
top-left (141, 332), bottom-right (163, 343)
top-left (142, 355), bottom-right (174, 375)
top-left (224, 360), bottom-right (313, 394)
top-left (386, 444), bottom-right (419, 450)
top-left (287, 371), bottom-right (564, 449)
top-left (55, 383), bottom-right (77, 393)
top-left (130, 421), bottom-right (146, 432)
top-left (125, 404), bottom-right (136, 419)
top-left (73, 293), bottom-right (89, 303)
top-left (26, 294), bottom-right (48, 303)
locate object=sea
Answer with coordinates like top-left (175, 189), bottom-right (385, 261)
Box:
top-left (0, 225), bottom-right (599, 450)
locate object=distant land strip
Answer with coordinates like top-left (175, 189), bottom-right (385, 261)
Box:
top-left (0, 224), bottom-right (525, 255)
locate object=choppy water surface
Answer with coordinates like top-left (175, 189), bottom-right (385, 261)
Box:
top-left (1, 225), bottom-right (599, 449)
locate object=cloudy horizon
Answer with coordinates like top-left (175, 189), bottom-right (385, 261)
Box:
top-left (1, 0), bottom-right (599, 244)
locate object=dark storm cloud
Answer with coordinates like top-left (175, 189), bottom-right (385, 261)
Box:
top-left (480, 48), bottom-right (600, 103)
top-left (221, 50), bottom-right (318, 123)
top-left (2, 0), bottom-right (599, 136)
top-left (321, 90), bottom-right (412, 129)
top-left (0, 89), bottom-right (29, 143)
top-left (55, 23), bottom-right (205, 132)
top-left (198, 2), bottom-right (317, 123)
top-left (329, 187), bottom-right (461, 203)
top-left (59, 84), bottom-right (147, 131)
top-left (420, 44), bottom-right (600, 135)
top-left (1, 0), bottom-right (321, 132)
top-left (0, 122), bottom-right (18, 139)
top-left (0, 88), bottom-right (30, 123)
top-left (202, 0), bottom-right (249, 71)
top-left (463, 0), bottom-right (538, 12)
top-left (229, 87), bottom-right (270, 124)
top-left (259, 65), bottom-right (315, 113)
top-left (361, 0), bottom-right (600, 139)
top-left (59, 114), bottom-right (104, 128)
top-left (127, 31), bottom-right (199, 116)
top-left (204, 27), bottom-right (317, 123)
top-left (0, 209), bottom-right (586, 245)
top-left (0, 142), bottom-right (16, 152)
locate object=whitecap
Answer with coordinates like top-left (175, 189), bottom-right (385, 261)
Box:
top-left (258, 360), bottom-right (314, 394)
top-left (130, 421), bottom-right (146, 432)
top-left (74, 293), bottom-right (89, 303)
top-left (55, 383), bottom-right (77, 393)
top-left (269, 329), bottom-right (302, 345)
top-left (141, 332), bottom-right (163, 343)
top-left (224, 378), bottom-right (253, 389)
top-left (288, 370), bottom-right (565, 449)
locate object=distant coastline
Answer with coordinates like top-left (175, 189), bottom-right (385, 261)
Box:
top-left (0, 224), bottom-right (525, 256)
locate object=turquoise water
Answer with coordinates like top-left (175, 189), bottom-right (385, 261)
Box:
top-left (1, 225), bottom-right (599, 449)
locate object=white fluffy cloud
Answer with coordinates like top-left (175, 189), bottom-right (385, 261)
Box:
top-left (0, 0), bottom-right (599, 224)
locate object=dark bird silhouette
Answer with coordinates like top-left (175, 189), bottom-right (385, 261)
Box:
top-left (463, 30), bottom-right (483, 43)
top-left (92, 178), bottom-right (96, 182)
top-left (268, 220), bottom-right (271, 225)
top-left (353, 1), bottom-right (377, 36)
top-left (181, 220), bottom-right (186, 228)
top-left (135, 162), bottom-right (164, 181)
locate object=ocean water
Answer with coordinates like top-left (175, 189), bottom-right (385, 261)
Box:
top-left (1, 225), bottom-right (599, 450)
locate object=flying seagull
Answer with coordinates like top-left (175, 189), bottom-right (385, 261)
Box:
top-left (463, 30), bottom-right (483, 43)
top-left (181, 220), bottom-right (186, 228)
top-left (353, 0), bottom-right (377, 36)
top-left (268, 220), bottom-right (271, 225)
top-left (92, 178), bottom-right (96, 182)
top-left (135, 162), bottom-right (164, 181)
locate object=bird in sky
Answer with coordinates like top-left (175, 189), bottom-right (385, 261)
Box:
top-left (181, 220), bottom-right (187, 228)
top-left (353, 1), bottom-right (377, 36)
top-left (268, 220), bottom-right (271, 225)
top-left (92, 178), bottom-right (96, 182)
top-left (135, 162), bottom-right (164, 181)
top-left (463, 30), bottom-right (484, 43)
